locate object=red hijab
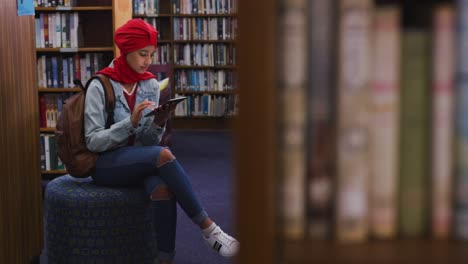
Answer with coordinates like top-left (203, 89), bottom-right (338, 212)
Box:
top-left (97, 19), bottom-right (158, 84)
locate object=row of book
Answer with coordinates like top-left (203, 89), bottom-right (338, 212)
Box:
top-left (38, 92), bottom-right (237, 128)
top-left (37, 53), bottom-right (110, 88)
top-left (173, 17), bottom-right (237, 41)
top-left (133, 0), bottom-right (164, 15)
top-left (132, 0), bottom-right (236, 15)
top-left (34, 0), bottom-right (75, 7)
top-left (151, 44), bottom-right (171, 65)
top-left (172, 0), bottom-right (236, 15)
top-left (279, 0), bottom-right (468, 241)
top-left (173, 43), bottom-right (235, 66)
top-left (40, 134), bottom-right (65, 171)
top-left (38, 92), bottom-right (237, 129)
top-left (39, 94), bottom-right (72, 129)
top-left (35, 12), bottom-right (80, 49)
top-left (174, 94), bottom-right (237, 117)
top-left (174, 69), bottom-right (236, 91)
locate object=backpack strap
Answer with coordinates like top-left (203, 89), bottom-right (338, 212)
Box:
top-left (81, 74), bottom-right (116, 129)
top-left (94, 74), bottom-right (115, 129)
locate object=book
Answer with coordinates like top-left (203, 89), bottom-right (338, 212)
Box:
top-left (280, 0), bottom-right (308, 240)
top-left (454, 0), bottom-right (468, 240)
top-left (159, 77), bottom-right (169, 91)
top-left (44, 134), bottom-right (51, 170)
top-left (431, 4), bottom-right (455, 239)
top-left (305, 0), bottom-right (337, 240)
top-left (399, 29), bottom-right (430, 238)
top-left (39, 134), bottom-right (46, 170)
top-left (369, 6), bottom-right (401, 239)
top-left (335, 0), bottom-right (373, 242)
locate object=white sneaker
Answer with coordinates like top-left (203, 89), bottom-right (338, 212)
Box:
top-left (204, 226), bottom-right (239, 257)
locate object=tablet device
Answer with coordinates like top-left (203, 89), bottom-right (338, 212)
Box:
top-left (144, 96), bottom-right (187, 117)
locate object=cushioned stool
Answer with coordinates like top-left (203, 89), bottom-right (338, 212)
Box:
top-left (44, 175), bottom-right (157, 264)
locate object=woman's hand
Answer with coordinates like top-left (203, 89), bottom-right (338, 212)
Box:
top-left (152, 102), bottom-right (177, 127)
top-left (131, 99), bottom-right (155, 128)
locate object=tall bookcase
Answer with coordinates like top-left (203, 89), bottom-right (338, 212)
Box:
top-left (132, 0), bottom-right (238, 130)
top-left (35, 0), bottom-right (131, 176)
top-left (235, 0), bottom-right (468, 263)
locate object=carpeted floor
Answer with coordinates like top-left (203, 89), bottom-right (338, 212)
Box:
top-left (40, 130), bottom-right (236, 264)
top-left (171, 130), bottom-right (236, 264)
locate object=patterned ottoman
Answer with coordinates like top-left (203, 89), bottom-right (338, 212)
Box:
top-left (44, 175), bottom-right (157, 264)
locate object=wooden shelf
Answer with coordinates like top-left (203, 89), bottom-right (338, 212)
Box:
top-left (35, 6), bottom-right (112, 11)
top-left (174, 115), bottom-right (235, 119)
top-left (38, 88), bottom-right (81, 92)
top-left (39, 128), bottom-right (55, 133)
top-left (173, 65), bottom-right (236, 69)
top-left (36, 47), bottom-right (114, 52)
top-left (133, 13), bottom-right (172, 18)
top-left (172, 13), bottom-right (237, 17)
top-left (41, 169), bottom-right (67, 174)
top-left (174, 90), bottom-right (237, 95)
top-left (173, 40), bottom-right (235, 43)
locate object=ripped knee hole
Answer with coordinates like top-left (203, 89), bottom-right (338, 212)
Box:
top-left (157, 148), bottom-right (175, 167)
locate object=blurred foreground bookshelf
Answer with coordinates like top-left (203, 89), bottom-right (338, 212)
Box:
top-left (235, 0), bottom-right (468, 263)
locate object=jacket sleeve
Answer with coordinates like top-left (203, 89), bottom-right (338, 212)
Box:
top-left (84, 79), bottom-right (135, 152)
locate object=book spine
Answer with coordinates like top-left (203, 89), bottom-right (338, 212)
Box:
top-left (280, 0), bottom-right (308, 240)
top-left (39, 96), bottom-right (46, 128)
top-left (369, 6), bottom-right (400, 239)
top-left (305, 0), bottom-right (337, 240)
top-left (58, 55), bottom-right (63, 87)
top-left (55, 12), bottom-right (61, 48)
top-left (62, 57), bottom-right (69, 88)
top-left (51, 56), bottom-right (58, 88)
top-left (432, 4), bottom-right (455, 239)
top-left (399, 30), bottom-right (430, 238)
top-left (44, 134), bottom-right (50, 171)
top-left (49, 135), bottom-right (57, 170)
top-left (455, 0), bottom-right (468, 240)
top-left (335, 0), bottom-right (372, 242)
top-left (39, 13), bottom-right (45, 48)
top-left (43, 13), bottom-right (49, 48)
top-left (39, 134), bottom-right (46, 171)
top-left (35, 18), bottom-right (41, 48)
top-left (61, 13), bottom-right (67, 48)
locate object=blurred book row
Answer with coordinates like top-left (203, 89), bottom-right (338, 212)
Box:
top-left (279, 0), bottom-right (468, 242)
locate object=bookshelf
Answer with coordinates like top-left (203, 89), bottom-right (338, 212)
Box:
top-left (34, 0), bottom-right (131, 176)
top-left (132, 0), bottom-right (238, 130)
top-left (235, 0), bottom-right (468, 263)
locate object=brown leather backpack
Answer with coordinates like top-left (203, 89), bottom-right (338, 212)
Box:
top-left (55, 74), bottom-right (115, 178)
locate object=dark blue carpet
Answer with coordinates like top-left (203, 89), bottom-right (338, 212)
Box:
top-left (170, 130), bottom-right (235, 264)
top-left (40, 130), bottom-right (236, 264)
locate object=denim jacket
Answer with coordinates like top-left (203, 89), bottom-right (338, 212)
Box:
top-left (84, 76), bottom-right (165, 153)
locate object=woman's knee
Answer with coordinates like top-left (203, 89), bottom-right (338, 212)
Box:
top-left (157, 148), bottom-right (175, 167)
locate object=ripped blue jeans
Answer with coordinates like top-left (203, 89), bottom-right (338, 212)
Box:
top-left (92, 145), bottom-right (208, 262)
